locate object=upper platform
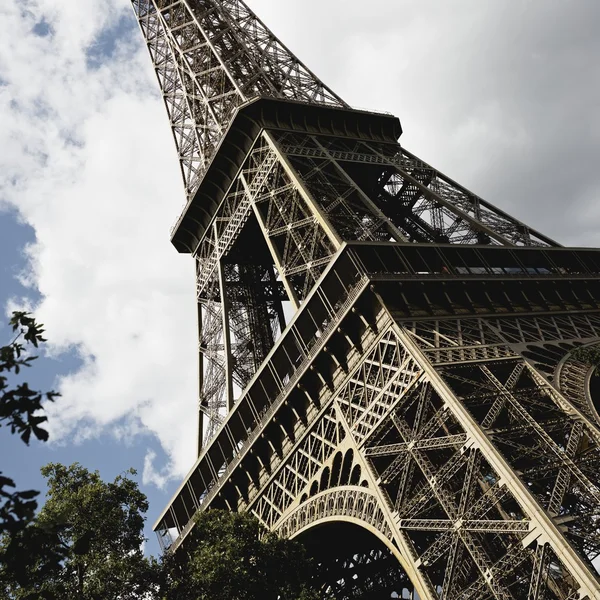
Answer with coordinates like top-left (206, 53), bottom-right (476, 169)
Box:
top-left (169, 97), bottom-right (402, 254)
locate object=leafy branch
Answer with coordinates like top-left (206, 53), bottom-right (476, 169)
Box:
top-left (571, 344), bottom-right (600, 376)
top-left (0, 312), bottom-right (59, 534)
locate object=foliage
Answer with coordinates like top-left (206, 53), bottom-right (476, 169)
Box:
top-left (1, 312), bottom-right (59, 534)
top-left (1, 468), bottom-right (320, 600)
top-left (0, 463), bottom-right (158, 600)
top-left (0, 313), bottom-right (321, 599)
top-left (162, 509), bottom-right (320, 600)
top-left (0, 519), bottom-right (67, 600)
top-left (571, 344), bottom-right (600, 374)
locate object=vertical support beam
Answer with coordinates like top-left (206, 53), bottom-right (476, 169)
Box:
top-left (197, 299), bottom-right (204, 456)
top-left (217, 253), bottom-right (235, 411)
top-left (241, 172), bottom-right (301, 310)
top-left (268, 263), bottom-right (287, 332)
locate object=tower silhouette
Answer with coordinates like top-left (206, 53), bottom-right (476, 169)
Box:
top-left (132, 1), bottom-right (600, 597)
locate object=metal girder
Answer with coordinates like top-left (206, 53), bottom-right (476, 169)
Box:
top-left (132, 0), bottom-right (600, 597)
top-left (132, 0), bottom-right (344, 197)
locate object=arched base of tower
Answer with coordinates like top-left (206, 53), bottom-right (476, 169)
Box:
top-left (297, 521), bottom-right (419, 599)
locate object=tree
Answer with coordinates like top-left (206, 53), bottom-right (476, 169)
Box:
top-left (571, 344), bottom-right (600, 374)
top-left (0, 314), bottom-right (321, 599)
top-left (1, 311), bottom-right (59, 534)
top-left (162, 509), bottom-right (320, 600)
top-left (0, 463), bottom-right (158, 600)
top-left (1, 468), bottom-right (320, 600)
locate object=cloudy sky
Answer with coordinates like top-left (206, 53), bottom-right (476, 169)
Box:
top-left (1, 0), bottom-right (599, 553)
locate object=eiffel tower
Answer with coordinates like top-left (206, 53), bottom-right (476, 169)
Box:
top-left (132, 1), bottom-right (600, 598)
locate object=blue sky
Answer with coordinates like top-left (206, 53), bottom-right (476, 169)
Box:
top-left (0, 138), bottom-right (177, 559)
top-left (1, 0), bottom-right (600, 557)
top-left (0, 0), bottom-right (192, 554)
top-left (0, 208), bottom-right (176, 552)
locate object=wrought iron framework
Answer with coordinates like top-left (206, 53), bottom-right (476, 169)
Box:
top-left (132, 1), bottom-right (600, 598)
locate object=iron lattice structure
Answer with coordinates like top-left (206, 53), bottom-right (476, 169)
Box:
top-left (132, 1), bottom-right (600, 598)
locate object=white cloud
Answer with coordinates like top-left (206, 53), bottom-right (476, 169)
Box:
top-left (142, 449), bottom-right (173, 490)
top-left (1, 0), bottom-right (197, 480)
top-left (253, 0), bottom-right (600, 245)
top-left (1, 0), bottom-right (599, 489)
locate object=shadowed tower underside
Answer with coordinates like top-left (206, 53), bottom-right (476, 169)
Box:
top-left (132, 1), bottom-right (600, 598)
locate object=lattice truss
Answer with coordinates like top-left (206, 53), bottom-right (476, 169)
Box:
top-left (132, 0), bottom-right (558, 246)
top-left (132, 0), bottom-right (564, 450)
top-left (132, 0), bottom-right (345, 196)
top-left (192, 125), bottom-right (563, 443)
top-left (226, 313), bottom-right (600, 600)
top-left (310, 542), bottom-right (418, 600)
top-left (194, 133), bottom-right (340, 440)
top-left (132, 2), bottom-right (600, 597)
top-left (197, 263), bottom-right (286, 441)
top-left (274, 131), bottom-right (557, 247)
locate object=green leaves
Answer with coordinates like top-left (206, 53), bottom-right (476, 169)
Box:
top-left (1, 311), bottom-right (59, 447)
top-left (0, 474), bottom-right (39, 535)
top-left (163, 509), bottom-right (320, 600)
top-left (9, 311), bottom-right (47, 348)
top-left (1, 312), bottom-right (58, 537)
top-left (571, 344), bottom-right (600, 375)
top-left (1, 466), bottom-right (322, 600)
top-left (72, 530), bottom-right (94, 556)
top-left (1, 463), bottom-right (158, 600)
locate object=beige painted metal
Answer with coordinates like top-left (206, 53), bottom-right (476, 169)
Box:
top-left (396, 325), bottom-right (600, 600)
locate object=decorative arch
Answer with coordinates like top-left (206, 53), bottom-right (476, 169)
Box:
top-left (276, 486), bottom-right (426, 598)
top-left (515, 339), bottom-right (600, 426)
top-left (556, 343), bottom-right (600, 424)
top-left (277, 486), bottom-right (393, 555)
